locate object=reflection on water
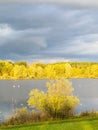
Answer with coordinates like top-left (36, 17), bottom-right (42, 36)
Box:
top-left (76, 98), bottom-right (98, 113)
top-left (0, 101), bottom-right (27, 121)
top-left (0, 79), bottom-right (98, 121)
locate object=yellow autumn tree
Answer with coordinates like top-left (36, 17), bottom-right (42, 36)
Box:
top-left (12, 65), bottom-right (27, 79)
top-left (44, 65), bottom-right (56, 79)
top-left (28, 79), bottom-right (80, 118)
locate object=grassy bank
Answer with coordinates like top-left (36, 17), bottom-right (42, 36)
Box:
top-left (1, 117), bottom-right (98, 130)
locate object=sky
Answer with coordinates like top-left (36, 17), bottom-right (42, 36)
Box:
top-left (0, 0), bottom-right (98, 63)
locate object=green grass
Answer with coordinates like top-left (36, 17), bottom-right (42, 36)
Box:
top-left (1, 118), bottom-right (98, 130)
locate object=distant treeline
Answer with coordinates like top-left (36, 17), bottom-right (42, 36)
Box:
top-left (0, 60), bottom-right (98, 79)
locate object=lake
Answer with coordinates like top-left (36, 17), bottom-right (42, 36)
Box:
top-left (0, 79), bottom-right (98, 121)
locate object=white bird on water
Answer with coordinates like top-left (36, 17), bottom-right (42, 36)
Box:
top-left (17, 85), bottom-right (20, 88)
top-left (12, 85), bottom-right (16, 88)
top-left (12, 85), bottom-right (20, 88)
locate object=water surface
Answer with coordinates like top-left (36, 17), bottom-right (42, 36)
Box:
top-left (0, 79), bottom-right (98, 120)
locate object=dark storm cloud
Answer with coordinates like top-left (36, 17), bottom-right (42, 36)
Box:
top-left (0, 3), bottom-right (98, 62)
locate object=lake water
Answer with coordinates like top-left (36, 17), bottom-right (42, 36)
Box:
top-left (0, 79), bottom-right (98, 121)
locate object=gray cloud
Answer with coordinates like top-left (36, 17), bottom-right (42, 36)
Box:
top-left (0, 25), bottom-right (47, 55)
top-left (0, 0), bottom-right (98, 7)
top-left (0, 4), bottom-right (98, 62)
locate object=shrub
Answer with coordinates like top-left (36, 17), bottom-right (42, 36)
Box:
top-left (4, 108), bottom-right (50, 125)
top-left (28, 79), bottom-right (80, 118)
top-left (80, 110), bottom-right (98, 117)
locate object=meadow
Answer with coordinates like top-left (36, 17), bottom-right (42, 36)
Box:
top-left (1, 118), bottom-right (98, 130)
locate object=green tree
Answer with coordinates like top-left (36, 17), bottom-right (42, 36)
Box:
top-left (28, 79), bottom-right (80, 118)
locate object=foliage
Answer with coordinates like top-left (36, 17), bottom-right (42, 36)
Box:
top-left (0, 60), bottom-right (98, 79)
top-left (14, 61), bottom-right (27, 67)
top-left (80, 110), bottom-right (98, 117)
top-left (4, 108), bottom-right (50, 125)
top-left (28, 79), bottom-right (80, 118)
